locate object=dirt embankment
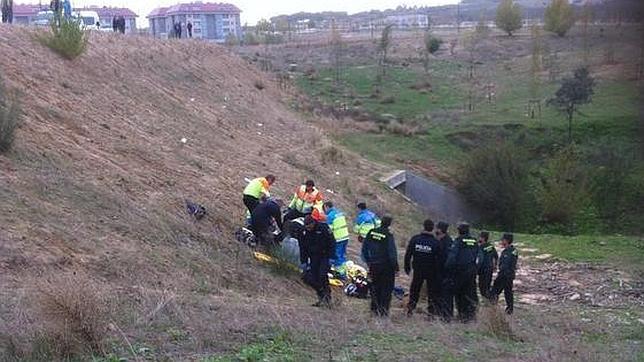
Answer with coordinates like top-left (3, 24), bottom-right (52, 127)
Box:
top-left (0, 25), bottom-right (421, 357)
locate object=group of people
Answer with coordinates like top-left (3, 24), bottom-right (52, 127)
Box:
top-left (112, 16), bottom-right (126, 34)
top-left (171, 21), bottom-right (193, 39)
top-left (241, 174), bottom-right (518, 318)
top-left (403, 221), bottom-right (518, 321)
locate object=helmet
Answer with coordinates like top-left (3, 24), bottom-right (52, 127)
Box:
top-left (343, 283), bottom-right (358, 297)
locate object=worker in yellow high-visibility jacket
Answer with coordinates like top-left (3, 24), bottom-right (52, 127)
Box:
top-left (285, 180), bottom-right (323, 221)
top-left (243, 175), bottom-right (276, 214)
top-left (323, 201), bottom-right (350, 278)
top-left (354, 202), bottom-right (381, 242)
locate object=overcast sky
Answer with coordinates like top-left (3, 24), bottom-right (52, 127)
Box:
top-left (20, 0), bottom-right (459, 27)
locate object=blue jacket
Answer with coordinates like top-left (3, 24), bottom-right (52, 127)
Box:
top-left (355, 209), bottom-right (378, 226)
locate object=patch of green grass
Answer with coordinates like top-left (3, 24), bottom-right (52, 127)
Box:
top-left (334, 331), bottom-right (461, 361)
top-left (204, 332), bottom-right (306, 362)
top-left (516, 233), bottom-right (644, 270)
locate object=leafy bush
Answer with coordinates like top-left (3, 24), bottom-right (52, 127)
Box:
top-left (0, 76), bottom-right (21, 154)
top-left (424, 33), bottom-right (442, 54)
top-left (534, 145), bottom-right (599, 234)
top-left (37, 16), bottom-right (88, 60)
top-left (544, 0), bottom-right (575, 37)
top-left (458, 143), bottom-right (530, 230)
top-left (495, 0), bottom-right (523, 36)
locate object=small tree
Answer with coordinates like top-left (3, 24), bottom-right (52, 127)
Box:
top-left (548, 67), bottom-right (595, 143)
top-left (422, 32), bottom-right (442, 73)
top-left (544, 0), bottom-right (575, 37)
top-left (0, 76), bottom-right (21, 154)
top-left (495, 0), bottom-right (523, 36)
top-left (330, 20), bottom-right (344, 86)
top-left (378, 24), bottom-right (393, 77)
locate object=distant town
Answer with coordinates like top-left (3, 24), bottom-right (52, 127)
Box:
top-left (2, 0), bottom-right (640, 43)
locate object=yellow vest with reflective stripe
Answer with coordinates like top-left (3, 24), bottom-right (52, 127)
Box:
top-left (330, 213), bottom-right (349, 242)
top-left (243, 177), bottom-right (269, 198)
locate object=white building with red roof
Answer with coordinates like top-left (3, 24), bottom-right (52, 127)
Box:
top-left (147, 2), bottom-right (241, 42)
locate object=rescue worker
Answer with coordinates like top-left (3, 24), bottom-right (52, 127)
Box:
top-left (443, 222), bottom-right (478, 322)
top-left (286, 180), bottom-right (323, 221)
top-left (361, 216), bottom-right (398, 317)
top-left (242, 175), bottom-right (276, 214)
top-left (404, 219), bottom-right (440, 316)
top-left (353, 202), bottom-right (380, 242)
top-left (435, 221), bottom-right (453, 321)
top-left (490, 233), bottom-right (519, 315)
top-left (323, 202), bottom-right (350, 278)
top-left (476, 231), bottom-right (498, 300)
top-left (300, 215), bottom-right (335, 307)
top-left (249, 198), bottom-right (283, 247)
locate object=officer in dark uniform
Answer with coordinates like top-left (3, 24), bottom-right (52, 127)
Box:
top-left (490, 233), bottom-right (519, 314)
top-left (477, 231), bottom-right (498, 300)
top-left (300, 216), bottom-right (335, 307)
top-left (404, 219), bottom-right (440, 316)
top-left (361, 216), bottom-right (398, 317)
top-left (443, 222), bottom-right (478, 322)
top-left (249, 199), bottom-right (283, 246)
top-left (435, 221), bottom-right (453, 321)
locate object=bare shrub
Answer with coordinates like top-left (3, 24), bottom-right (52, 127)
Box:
top-left (479, 305), bottom-right (514, 340)
top-left (320, 146), bottom-right (345, 165)
top-left (254, 79), bottom-right (266, 90)
top-left (0, 76), bottom-right (21, 154)
top-left (379, 95), bottom-right (396, 104)
top-left (31, 272), bottom-right (111, 358)
top-left (386, 121), bottom-right (426, 136)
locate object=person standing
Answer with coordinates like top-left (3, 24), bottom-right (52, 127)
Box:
top-left (286, 180), bottom-right (323, 221)
top-left (404, 219), bottom-right (440, 316)
top-left (361, 216), bottom-right (398, 317)
top-left (62, 0), bottom-right (71, 20)
top-left (435, 221), bottom-right (453, 321)
top-left (118, 16), bottom-right (126, 34)
top-left (1, 0), bottom-right (13, 23)
top-left (443, 222), bottom-right (478, 322)
top-left (300, 216), bottom-right (335, 307)
top-left (112, 16), bottom-right (118, 32)
top-left (490, 233), bottom-right (519, 314)
top-left (323, 202), bottom-right (350, 278)
top-left (353, 202), bottom-right (380, 243)
top-left (242, 175), bottom-right (275, 214)
top-left (187, 21), bottom-right (193, 38)
top-left (477, 231), bottom-right (498, 300)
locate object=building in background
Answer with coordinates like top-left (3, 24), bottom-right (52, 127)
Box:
top-left (148, 2), bottom-right (241, 42)
top-left (11, 4), bottom-right (40, 24)
top-left (77, 6), bottom-right (138, 33)
top-left (7, 4), bottom-right (137, 31)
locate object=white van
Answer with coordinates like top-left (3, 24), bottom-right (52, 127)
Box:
top-left (73, 10), bottom-right (100, 30)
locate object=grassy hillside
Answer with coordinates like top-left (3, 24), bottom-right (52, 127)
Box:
top-left (0, 25), bottom-right (642, 361)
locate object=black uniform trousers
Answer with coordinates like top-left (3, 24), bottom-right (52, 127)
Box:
top-left (369, 263), bottom-right (396, 317)
top-left (243, 195), bottom-right (260, 215)
top-left (304, 257), bottom-right (331, 302)
top-left (408, 269), bottom-right (440, 314)
top-left (478, 268), bottom-right (493, 300)
top-left (490, 275), bottom-right (514, 314)
top-left (442, 268), bottom-right (478, 322)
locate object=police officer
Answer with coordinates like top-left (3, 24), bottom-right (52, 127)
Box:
top-left (435, 221), bottom-right (453, 321)
top-left (477, 231), bottom-right (498, 300)
top-left (443, 222), bottom-right (478, 322)
top-left (300, 216), bottom-right (335, 307)
top-left (490, 233), bottom-right (519, 314)
top-left (404, 219), bottom-right (440, 316)
top-left (361, 216), bottom-right (398, 317)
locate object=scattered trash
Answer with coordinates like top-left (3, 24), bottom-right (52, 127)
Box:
top-left (325, 189), bottom-right (335, 194)
top-left (222, 105), bottom-right (227, 109)
top-left (335, 171), bottom-right (340, 175)
top-left (190, 98), bottom-right (195, 102)
top-left (257, 132), bottom-right (262, 135)
top-left (569, 293), bottom-right (581, 301)
top-left (180, 137), bottom-right (188, 144)
top-left (257, 123), bottom-right (263, 127)
top-left (185, 200), bottom-right (207, 220)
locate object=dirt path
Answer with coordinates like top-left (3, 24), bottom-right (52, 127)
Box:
top-left (514, 243), bottom-right (643, 310)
